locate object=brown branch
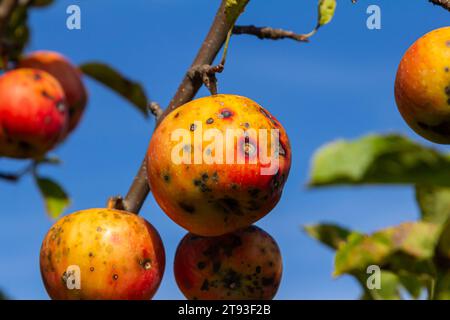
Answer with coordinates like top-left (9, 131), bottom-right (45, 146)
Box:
top-left (233, 25), bottom-right (309, 42)
top-left (120, 0), bottom-right (242, 213)
top-left (187, 64), bottom-right (224, 95)
top-left (0, 0), bottom-right (17, 36)
top-left (0, 0), bottom-right (17, 65)
top-left (429, 0), bottom-right (450, 11)
top-left (148, 102), bottom-right (163, 119)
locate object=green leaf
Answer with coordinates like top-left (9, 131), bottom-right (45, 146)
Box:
top-left (304, 224), bottom-right (353, 250)
top-left (309, 134), bottom-right (450, 187)
top-left (35, 176), bottom-right (70, 219)
top-left (437, 219), bottom-right (450, 261)
top-left (225, 0), bottom-right (250, 24)
top-left (398, 273), bottom-right (425, 299)
top-left (79, 62), bottom-right (149, 117)
top-left (364, 271), bottom-right (402, 300)
top-left (318, 0), bottom-right (337, 26)
top-left (416, 186), bottom-right (450, 224)
top-left (335, 222), bottom-right (441, 276)
top-left (435, 271), bottom-right (450, 300)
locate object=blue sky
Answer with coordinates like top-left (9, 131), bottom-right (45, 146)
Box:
top-left (0, 0), bottom-right (449, 300)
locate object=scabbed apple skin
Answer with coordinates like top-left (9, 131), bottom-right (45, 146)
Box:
top-left (174, 225), bottom-right (282, 300)
top-left (147, 94), bottom-right (291, 236)
top-left (19, 51), bottom-right (88, 134)
top-left (40, 208), bottom-right (166, 300)
top-left (0, 68), bottom-right (68, 159)
top-left (395, 26), bottom-right (450, 144)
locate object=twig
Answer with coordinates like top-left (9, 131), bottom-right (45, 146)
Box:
top-left (120, 0), bottom-right (245, 214)
top-left (0, 161), bottom-right (34, 182)
top-left (233, 25), bottom-right (309, 42)
top-left (148, 102), bottom-right (163, 119)
top-left (429, 0), bottom-right (450, 11)
top-left (186, 27), bottom-right (232, 96)
top-left (187, 64), bottom-right (224, 95)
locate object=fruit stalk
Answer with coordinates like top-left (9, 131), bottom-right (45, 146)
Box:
top-left (122, 0), bottom-right (250, 214)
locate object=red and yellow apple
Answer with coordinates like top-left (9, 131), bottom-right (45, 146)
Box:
top-left (40, 208), bottom-right (165, 300)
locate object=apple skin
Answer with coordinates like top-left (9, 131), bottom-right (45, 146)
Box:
top-left (40, 208), bottom-right (165, 300)
top-left (0, 68), bottom-right (68, 159)
top-left (19, 51), bottom-right (88, 135)
top-left (147, 94), bottom-right (291, 236)
top-left (174, 225), bottom-right (282, 300)
top-left (395, 26), bottom-right (450, 144)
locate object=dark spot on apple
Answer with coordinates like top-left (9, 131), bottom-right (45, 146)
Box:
top-left (41, 90), bottom-right (54, 100)
top-left (178, 201), bottom-right (196, 214)
top-left (219, 108), bottom-right (233, 119)
top-left (216, 197), bottom-right (243, 216)
top-left (200, 279), bottom-right (210, 291)
top-left (213, 261), bottom-right (221, 273)
top-left (261, 277), bottom-right (274, 286)
top-left (248, 188), bottom-right (260, 198)
top-left (206, 118), bottom-right (214, 124)
top-left (222, 269), bottom-right (241, 290)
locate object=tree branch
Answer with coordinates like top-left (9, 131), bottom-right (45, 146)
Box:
top-left (0, 0), bottom-right (17, 63)
top-left (429, 0), bottom-right (450, 11)
top-left (233, 25), bottom-right (309, 42)
top-left (0, 0), bottom-right (17, 37)
top-left (121, 0), bottom-right (245, 213)
top-left (148, 102), bottom-right (163, 119)
top-left (187, 64), bottom-right (224, 95)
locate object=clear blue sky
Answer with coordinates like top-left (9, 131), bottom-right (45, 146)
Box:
top-left (0, 0), bottom-right (449, 300)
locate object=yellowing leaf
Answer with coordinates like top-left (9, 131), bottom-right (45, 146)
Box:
top-left (318, 0), bottom-right (337, 26)
top-left (334, 222), bottom-right (441, 277)
top-left (304, 224), bottom-right (353, 250)
top-left (35, 176), bottom-right (70, 219)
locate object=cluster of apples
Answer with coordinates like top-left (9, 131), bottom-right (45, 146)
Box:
top-left (39, 94), bottom-right (291, 300)
top-left (0, 51), bottom-right (87, 159)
